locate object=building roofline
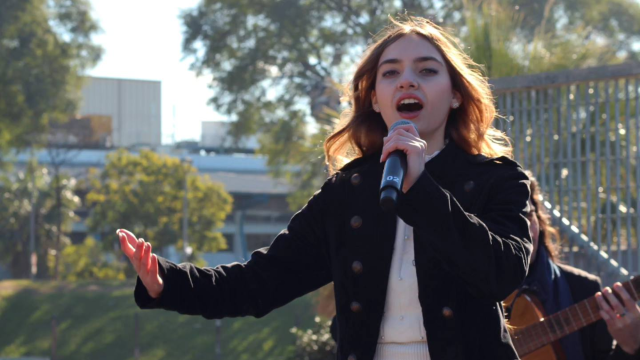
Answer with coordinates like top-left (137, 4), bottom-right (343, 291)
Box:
top-left (85, 75), bottom-right (161, 84)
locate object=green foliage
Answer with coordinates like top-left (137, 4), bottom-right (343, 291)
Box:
top-left (0, 161), bottom-right (80, 278)
top-left (493, 0), bottom-right (640, 61)
top-left (288, 316), bottom-right (336, 360)
top-left (0, 0), bottom-right (102, 160)
top-left (461, 0), bottom-right (623, 79)
top-left (0, 280), bottom-right (316, 360)
top-left (257, 112), bottom-right (331, 211)
top-left (53, 237), bottom-right (126, 281)
top-left (180, 0), bottom-right (393, 209)
top-left (85, 149), bottom-right (233, 257)
top-left (180, 0), bottom-right (640, 208)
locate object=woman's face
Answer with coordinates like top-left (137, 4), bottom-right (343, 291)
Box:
top-left (372, 34), bottom-right (460, 143)
top-left (527, 200), bottom-right (540, 262)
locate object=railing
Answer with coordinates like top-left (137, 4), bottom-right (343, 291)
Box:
top-left (490, 63), bottom-right (640, 279)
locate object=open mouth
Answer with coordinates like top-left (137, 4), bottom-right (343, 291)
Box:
top-left (396, 98), bottom-right (424, 114)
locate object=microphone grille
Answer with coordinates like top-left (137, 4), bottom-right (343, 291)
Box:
top-left (389, 120), bottom-right (418, 133)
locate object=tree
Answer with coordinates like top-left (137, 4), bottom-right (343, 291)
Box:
top-left (288, 316), bottom-right (336, 360)
top-left (463, 0), bottom-right (640, 62)
top-left (180, 0), bottom-right (639, 210)
top-left (0, 0), bottom-right (102, 162)
top-left (45, 124), bottom-right (88, 279)
top-left (55, 237), bottom-right (126, 281)
top-left (180, 0), bottom-right (393, 208)
top-left (86, 149), bottom-right (233, 260)
top-left (0, 163), bottom-right (80, 279)
top-left (460, 0), bottom-right (626, 79)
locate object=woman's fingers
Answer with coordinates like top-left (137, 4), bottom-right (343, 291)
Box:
top-left (116, 228), bottom-right (162, 295)
top-left (381, 140), bottom-right (410, 162)
top-left (381, 128), bottom-right (426, 161)
top-left (150, 254), bottom-right (160, 280)
top-left (384, 128), bottom-right (420, 143)
top-left (143, 242), bottom-right (153, 274)
top-left (118, 232), bottom-right (135, 258)
top-left (383, 134), bottom-right (417, 147)
top-left (132, 239), bottom-right (144, 273)
top-left (613, 283), bottom-right (639, 314)
top-left (146, 254), bottom-right (164, 298)
top-left (140, 245), bottom-right (149, 276)
top-left (603, 287), bottom-right (627, 318)
top-left (118, 229), bottom-right (139, 248)
top-left (381, 138), bottom-right (425, 162)
top-left (400, 125), bottom-right (420, 138)
top-left (117, 229), bottom-right (158, 280)
top-left (140, 240), bottom-right (150, 274)
top-left (389, 124), bottom-right (420, 138)
top-left (596, 292), bottom-right (615, 320)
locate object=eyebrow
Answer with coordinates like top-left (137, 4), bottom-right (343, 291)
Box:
top-left (378, 56), bottom-right (444, 70)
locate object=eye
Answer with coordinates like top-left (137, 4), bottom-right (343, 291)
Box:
top-left (420, 68), bottom-right (438, 75)
top-left (382, 69), bottom-right (399, 77)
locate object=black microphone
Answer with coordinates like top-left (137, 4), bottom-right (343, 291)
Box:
top-left (380, 120), bottom-right (419, 212)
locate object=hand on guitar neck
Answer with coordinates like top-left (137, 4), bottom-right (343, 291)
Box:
top-left (595, 282), bottom-right (640, 355)
top-left (506, 275), bottom-right (640, 359)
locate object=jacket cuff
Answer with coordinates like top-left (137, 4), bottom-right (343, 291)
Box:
top-left (133, 256), bottom-right (171, 309)
top-left (612, 345), bottom-right (640, 360)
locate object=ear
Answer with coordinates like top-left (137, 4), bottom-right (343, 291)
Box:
top-left (371, 91), bottom-right (379, 112)
top-left (452, 91), bottom-right (462, 105)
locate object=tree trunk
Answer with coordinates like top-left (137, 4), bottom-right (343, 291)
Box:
top-left (10, 231), bottom-right (30, 278)
top-left (54, 172), bottom-right (62, 280)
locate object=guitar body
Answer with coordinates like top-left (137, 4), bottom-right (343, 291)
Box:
top-left (504, 290), bottom-right (566, 360)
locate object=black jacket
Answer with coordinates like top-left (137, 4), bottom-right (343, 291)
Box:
top-left (134, 141), bottom-right (533, 360)
top-left (558, 264), bottom-right (640, 360)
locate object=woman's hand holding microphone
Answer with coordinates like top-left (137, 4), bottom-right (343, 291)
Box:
top-left (380, 123), bottom-right (428, 193)
top-left (118, 229), bottom-right (164, 299)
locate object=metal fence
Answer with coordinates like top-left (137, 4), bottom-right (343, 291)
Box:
top-left (490, 63), bottom-right (640, 283)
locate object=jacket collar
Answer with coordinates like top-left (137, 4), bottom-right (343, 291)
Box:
top-left (345, 139), bottom-right (494, 182)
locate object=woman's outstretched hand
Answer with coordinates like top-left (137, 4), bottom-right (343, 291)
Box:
top-left (118, 229), bottom-right (164, 299)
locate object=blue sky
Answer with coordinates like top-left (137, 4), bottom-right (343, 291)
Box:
top-left (88, 0), bottom-right (224, 144)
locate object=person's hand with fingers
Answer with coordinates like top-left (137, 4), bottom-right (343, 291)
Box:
top-left (595, 283), bottom-right (640, 355)
top-left (118, 229), bottom-right (164, 299)
top-left (380, 124), bottom-right (428, 193)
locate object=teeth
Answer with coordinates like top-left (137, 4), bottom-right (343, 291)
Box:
top-left (399, 98), bottom-right (420, 105)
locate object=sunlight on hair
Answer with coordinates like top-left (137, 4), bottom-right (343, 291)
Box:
top-left (324, 15), bottom-right (513, 174)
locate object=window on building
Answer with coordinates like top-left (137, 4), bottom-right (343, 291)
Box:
top-left (222, 234), bottom-right (234, 252)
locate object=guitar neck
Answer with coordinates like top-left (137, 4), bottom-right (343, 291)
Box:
top-left (513, 276), bottom-right (640, 357)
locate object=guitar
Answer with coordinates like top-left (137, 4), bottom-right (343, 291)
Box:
top-left (504, 275), bottom-right (640, 360)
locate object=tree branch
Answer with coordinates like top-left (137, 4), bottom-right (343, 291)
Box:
top-left (319, 0), bottom-right (363, 29)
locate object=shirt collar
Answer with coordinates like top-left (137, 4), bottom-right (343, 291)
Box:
top-left (424, 138), bottom-right (448, 163)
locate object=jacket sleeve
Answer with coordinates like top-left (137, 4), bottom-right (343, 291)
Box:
top-left (396, 163), bottom-right (532, 301)
top-left (607, 346), bottom-right (640, 360)
top-left (133, 175), bottom-right (338, 319)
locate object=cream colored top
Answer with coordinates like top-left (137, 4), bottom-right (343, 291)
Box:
top-left (374, 150), bottom-right (441, 360)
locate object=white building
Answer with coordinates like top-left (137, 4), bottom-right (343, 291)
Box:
top-left (13, 149), bottom-right (294, 267)
top-left (79, 77), bottom-right (162, 148)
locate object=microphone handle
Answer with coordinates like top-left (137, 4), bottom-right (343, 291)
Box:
top-left (379, 150), bottom-right (407, 212)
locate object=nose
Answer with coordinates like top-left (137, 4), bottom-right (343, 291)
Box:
top-left (397, 72), bottom-right (419, 90)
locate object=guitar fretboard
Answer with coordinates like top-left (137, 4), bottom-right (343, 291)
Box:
top-left (512, 276), bottom-right (640, 356)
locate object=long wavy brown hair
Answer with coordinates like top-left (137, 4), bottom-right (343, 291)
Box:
top-left (525, 170), bottom-right (561, 263)
top-left (324, 16), bottom-right (512, 173)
